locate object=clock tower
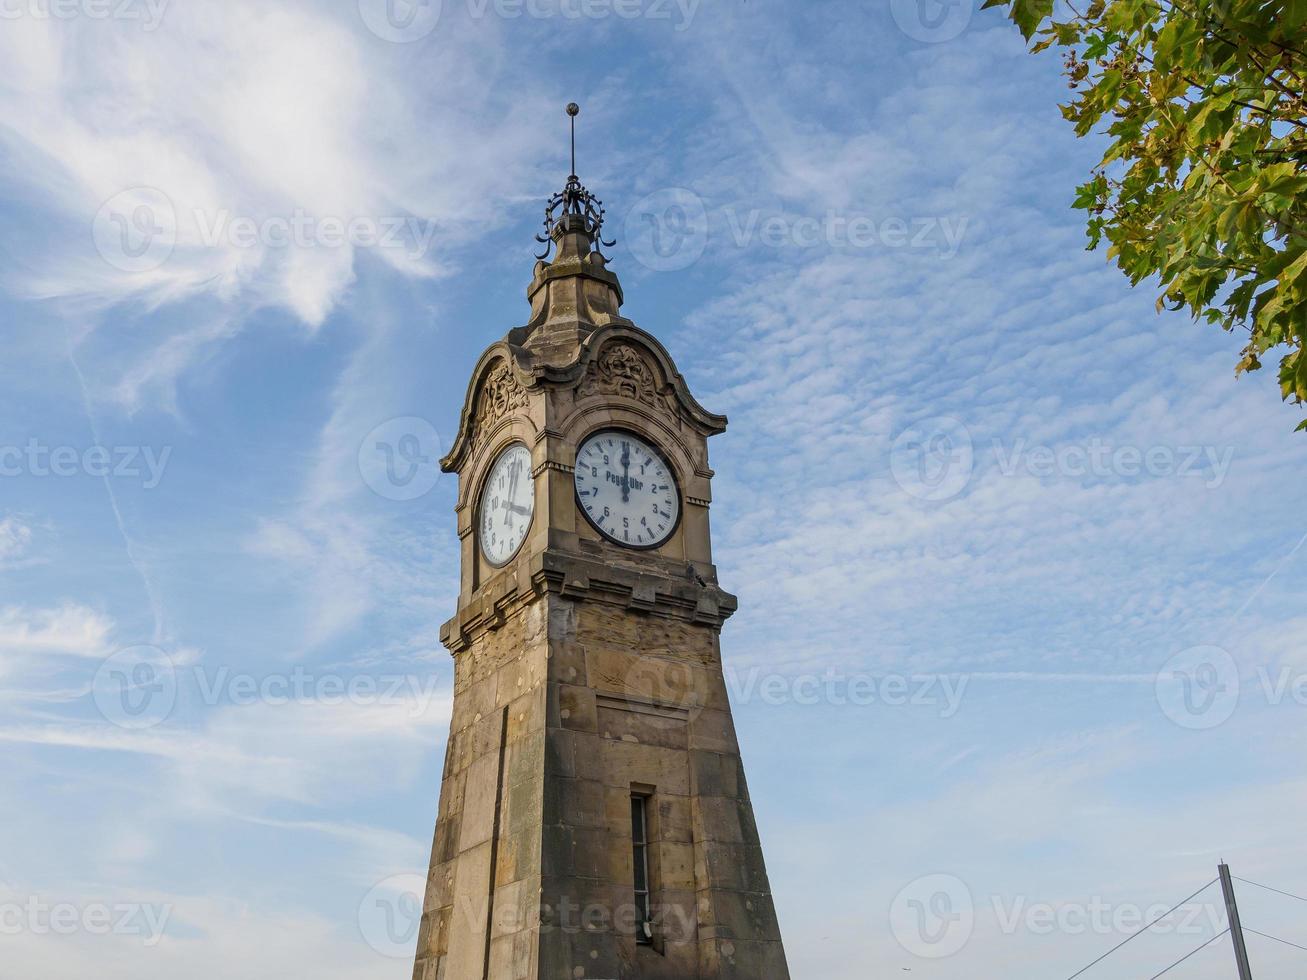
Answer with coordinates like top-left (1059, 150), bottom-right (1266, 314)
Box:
top-left (413, 109), bottom-right (790, 980)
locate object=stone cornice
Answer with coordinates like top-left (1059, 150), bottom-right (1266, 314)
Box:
top-left (533, 460), bottom-right (574, 478)
top-left (440, 548), bottom-right (738, 654)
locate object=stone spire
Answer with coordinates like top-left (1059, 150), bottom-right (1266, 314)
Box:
top-left (523, 104), bottom-right (627, 362)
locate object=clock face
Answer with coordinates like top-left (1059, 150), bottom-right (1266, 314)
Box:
top-left (478, 443), bottom-right (534, 566)
top-left (574, 430), bottom-right (680, 549)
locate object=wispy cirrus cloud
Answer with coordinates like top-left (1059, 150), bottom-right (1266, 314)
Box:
top-left (0, 1), bottom-right (552, 411)
top-left (2, 3), bottom-right (1306, 979)
top-left (0, 602), bottom-right (113, 661)
top-left (642, 13), bottom-right (1307, 683)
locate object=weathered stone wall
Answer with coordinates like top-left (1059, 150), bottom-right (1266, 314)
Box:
top-left (415, 587), bottom-right (788, 980)
top-left (539, 597), bottom-right (790, 980)
top-left (414, 599), bottom-right (549, 980)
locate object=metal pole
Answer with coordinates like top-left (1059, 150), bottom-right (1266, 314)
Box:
top-left (567, 102), bottom-right (579, 177)
top-left (1219, 863), bottom-right (1254, 980)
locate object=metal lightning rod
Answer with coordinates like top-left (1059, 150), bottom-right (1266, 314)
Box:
top-left (567, 102), bottom-right (579, 178)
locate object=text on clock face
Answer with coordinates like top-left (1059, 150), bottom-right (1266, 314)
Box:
top-left (479, 443), bottom-right (534, 565)
top-left (574, 431), bottom-right (680, 548)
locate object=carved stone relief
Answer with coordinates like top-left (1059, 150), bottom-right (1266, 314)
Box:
top-left (472, 362), bottom-right (528, 442)
top-left (579, 342), bottom-right (660, 407)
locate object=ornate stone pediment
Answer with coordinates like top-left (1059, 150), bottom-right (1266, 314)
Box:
top-left (442, 349), bottom-right (534, 474)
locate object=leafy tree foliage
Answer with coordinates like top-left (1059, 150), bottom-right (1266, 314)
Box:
top-left (985, 0), bottom-right (1307, 428)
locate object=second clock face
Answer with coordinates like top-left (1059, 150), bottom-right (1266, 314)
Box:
top-left (574, 430), bottom-right (680, 549)
top-left (479, 443), bottom-right (534, 566)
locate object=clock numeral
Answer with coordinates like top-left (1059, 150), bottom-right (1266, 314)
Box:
top-left (481, 444), bottom-right (534, 565)
top-left (575, 433), bottom-right (678, 549)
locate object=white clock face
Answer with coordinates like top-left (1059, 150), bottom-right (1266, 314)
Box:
top-left (478, 443), bottom-right (534, 566)
top-left (574, 431), bottom-right (680, 549)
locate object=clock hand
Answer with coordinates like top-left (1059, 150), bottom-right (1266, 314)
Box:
top-left (506, 459), bottom-right (521, 504)
top-left (620, 444), bottom-right (631, 504)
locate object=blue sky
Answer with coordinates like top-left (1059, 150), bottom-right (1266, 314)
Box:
top-left (2, 1), bottom-right (1307, 977)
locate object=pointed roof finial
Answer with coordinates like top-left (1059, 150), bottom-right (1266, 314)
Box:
top-left (534, 102), bottom-right (615, 260)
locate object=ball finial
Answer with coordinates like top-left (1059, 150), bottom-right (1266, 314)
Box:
top-left (566, 102), bottom-right (580, 117)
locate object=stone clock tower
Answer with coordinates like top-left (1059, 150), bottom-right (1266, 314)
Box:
top-left (413, 111), bottom-right (789, 980)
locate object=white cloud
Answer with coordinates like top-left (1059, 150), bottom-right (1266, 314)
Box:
top-left (0, 602), bottom-right (114, 661)
top-left (0, 892), bottom-right (392, 980)
top-left (0, 516), bottom-right (34, 564)
top-left (0, 0), bottom-right (552, 410)
top-left (0, 690), bottom-right (451, 810)
top-left (636, 18), bottom-right (1307, 683)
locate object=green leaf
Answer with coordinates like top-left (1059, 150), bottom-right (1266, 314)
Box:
top-left (992, 0), bottom-right (1307, 432)
top-left (1283, 247), bottom-right (1307, 286)
top-left (1011, 0), bottom-right (1055, 39)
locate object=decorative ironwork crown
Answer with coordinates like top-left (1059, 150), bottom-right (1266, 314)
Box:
top-left (535, 103), bottom-right (616, 260)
